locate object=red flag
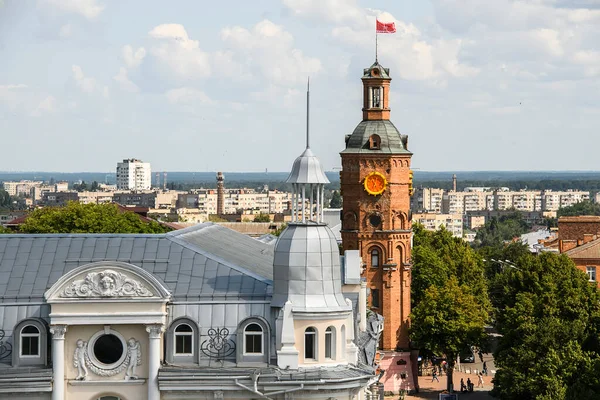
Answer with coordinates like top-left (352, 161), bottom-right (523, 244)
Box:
top-left (376, 19), bottom-right (396, 33)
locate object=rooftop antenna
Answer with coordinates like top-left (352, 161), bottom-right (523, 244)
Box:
top-left (306, 77), bottom-right (310, 149)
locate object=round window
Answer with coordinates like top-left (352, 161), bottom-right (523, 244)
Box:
top-left (93, 334), bottom-right (124, 365)
top-left (369, 214), bottom-right (382, 227)
top-left (87, 329), bottom-right (128, 374)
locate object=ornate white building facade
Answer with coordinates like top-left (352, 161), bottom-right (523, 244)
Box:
top-left (0, 147), bottom-right (379, 400)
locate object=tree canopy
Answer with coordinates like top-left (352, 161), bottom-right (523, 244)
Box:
top-left (0, 190), bottom-right (11, 209)
top-left (329, 190), bottom-right (342, 208)
top-left (410, 224), bottom-right (491, 392)
top-left (557, 200), bottom-right (600, 217)
top-left (473, 212), bottom-right (531, 249)
top-left (412, 224), bottom-right (489, 308)
top-left (490, 252), bottom-right (600, 400)
top-left (19, 202), bottom-right (171, 234)
top-left (253, 213), bottom-right (271, 222)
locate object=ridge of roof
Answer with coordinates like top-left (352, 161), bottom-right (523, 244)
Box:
top-left (564, 237), bottom-right (600, 257)
top-left (166, 223), bottom-right (274, 285)
top-left (0, 233), bottom-right (167, 238)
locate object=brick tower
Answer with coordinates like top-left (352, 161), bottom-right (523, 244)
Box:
top-left (340, 61), bottom-right (413, 361)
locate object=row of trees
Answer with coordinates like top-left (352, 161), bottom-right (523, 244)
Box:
top-left (410, 215), bottom-right (600, 398)
top-left (1, 202), bottom-right (171, 234)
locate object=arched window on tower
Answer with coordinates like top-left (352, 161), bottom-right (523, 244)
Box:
top-left (304, 327), bottom-right (317, 360)
top-left (372, 87), bottom-right (381, 108)
top-left (369, 134), bottom-right (381, 150)
top-left (371, 248), bottom-right (380, 268)
top-left (325, 326), bottom-right (336, 360)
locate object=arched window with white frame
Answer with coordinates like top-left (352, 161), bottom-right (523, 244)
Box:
top-left (12, 318), bottom-right (47, 367)
top-left (20, 325), bottom-right (40, 357)
top-left (236, 317), bottom-right (270, 364)
top-left (244, 323), bottom-right (263, 355)
top-left (174, 323), bottom-right (193, 355)
top-left (165, 318), bottom-right (199, 365)
top-left (325, 326), bottom-right (336, 360)
top-left (371, 248), bottom-right (380, 268)
top-left (305, 327), bottom-right (317, 360)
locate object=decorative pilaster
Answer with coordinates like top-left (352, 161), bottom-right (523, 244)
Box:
top-left (146, 324), bottom-right (164, 400)
top-left (50, 325), bottom-right (67, 400)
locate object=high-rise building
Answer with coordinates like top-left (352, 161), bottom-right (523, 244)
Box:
top-left (340, 60), bottom-right (415, 390)
top-left (116, 158), bottom-right (151, 191)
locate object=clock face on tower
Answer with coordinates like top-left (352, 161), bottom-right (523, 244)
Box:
top-left (363, 172), bottom-right (387, 196)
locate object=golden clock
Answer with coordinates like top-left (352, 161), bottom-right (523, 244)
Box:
top-left (363, 172), bottom-right (387, 195)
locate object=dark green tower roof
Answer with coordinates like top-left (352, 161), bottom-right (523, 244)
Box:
top-left (340, 120), bottom-right (411, 155)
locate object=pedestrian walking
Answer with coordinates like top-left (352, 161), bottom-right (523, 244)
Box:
top-left (460, 378), bottom-right (467, 392)
top-left (478, 349), bottom-right (484, 363)
top-left (483, 361), bottom-right (488, 376)
top-left (477, 372), bottom-right (484, 388)
top-left (432, 369), bottom-right (439, 382)
top-left (467, 378), bottom-right (473, 392)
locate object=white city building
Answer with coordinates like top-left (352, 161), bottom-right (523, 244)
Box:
top-left (116, 159), bottom-right (151, 191)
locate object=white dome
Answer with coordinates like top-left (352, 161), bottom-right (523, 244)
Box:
top-left (285, 148), bottom-right (330, 184)
top-left (271, 223), bottom-right (350, 313)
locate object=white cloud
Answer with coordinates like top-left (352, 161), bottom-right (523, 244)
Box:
top-left (148, 24), bottom-right (211, 79)
top-left (0, 85), bottom-right (59, 116)
top-left (282, 0), bottom-right (369, 26)
top-left (39, 0), bottom-right (105, 19)
top-left (283, 3), bottom-right (476, 82)
top-left (165, 87), bottom-right (215, 105)
top-left (72, 65), bottom-right (96, 93)
top-left (59, 24), bottom-right (72, 38)
top-left (220, 19), bottom-right (322, 86)
top-left (113, 67), bottom-right (139, 92)
top-left (122, 45), bottom-right (146, 69)
top-left (72, 65), bottom-right (109, 98)
top-left (31, 95), bottom-right (57, 117)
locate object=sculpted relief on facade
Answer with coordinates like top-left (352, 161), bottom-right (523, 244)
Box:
top-left (61, 269), bottom-right (154, 298)
top-left (74, 336), bottom-right (142, 379)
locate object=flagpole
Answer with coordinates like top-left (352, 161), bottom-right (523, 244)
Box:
top-left (375, 30), bottom-right (378, 63)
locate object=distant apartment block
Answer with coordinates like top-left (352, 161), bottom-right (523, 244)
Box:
top-left (177, 189), bottom-right (292, 215)
top-left (413, 212), bottom-right (463, 238)
top-left (3, 180), bottom-right (43, 196)
top-left (414, 187), bottom-right (590, 214)
top-left (3, 180), bottom-right (68, 199)
top-left (116, 158), bottom-right (151, 191)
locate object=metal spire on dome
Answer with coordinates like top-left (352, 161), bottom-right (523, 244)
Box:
top-left (306, 77), bottom-right (310, 149)
top-left (285, 78), bottom-right (329, 223)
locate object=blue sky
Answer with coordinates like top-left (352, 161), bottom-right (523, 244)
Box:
top-left (1, 0), bottom-right (600, 173)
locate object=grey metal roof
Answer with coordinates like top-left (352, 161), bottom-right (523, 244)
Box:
top-left (159, 364), bottom-right (373, 383)
top-left (286, 148), bottom-right (330, 184)
top-left (271, 223), bottom-right (351, 312)
top-left (0, 223), bottom-right (273, 302)
top-left (362, 61), bottom-right (390, 79)
top-left (340, 120), bottom-right (411, 155)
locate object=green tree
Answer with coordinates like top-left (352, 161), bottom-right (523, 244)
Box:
top-left (490, 252), bottom-right (600, 400)
top-left (557, 200), bottom-right (600, 217)
top-left (410, 277), bottom-right (489, 392)
top-left (272, 223), bottom-right (288, 236)
top-left (473, 212), bottom-right (531, 249)
top-left (329, 190), bottom-right (342, 208)
top-left (412, 224), bottom-right (489, 308)
top-left (410, 224), bottom-right (490, 392)
top-left (253, 213), bottom-right (271, 222)
top-left (208, 214), bottom-right (227, 222)
top-left (90, 181), bottom-right (99, 192)
top-left (19, 202), bottom-right (171, 234)
top-left (0, 225), bottom-right (11, 234)
top-left (72, 181), bottom-right (88, 192)
top-left (0, 189), bottom-right (11, 208)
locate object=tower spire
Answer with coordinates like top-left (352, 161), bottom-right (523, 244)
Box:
top-left (306, 77), bottom-right (310, 149)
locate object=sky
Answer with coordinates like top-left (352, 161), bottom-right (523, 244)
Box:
top-left (1, 0), bottom-right (600, 173)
